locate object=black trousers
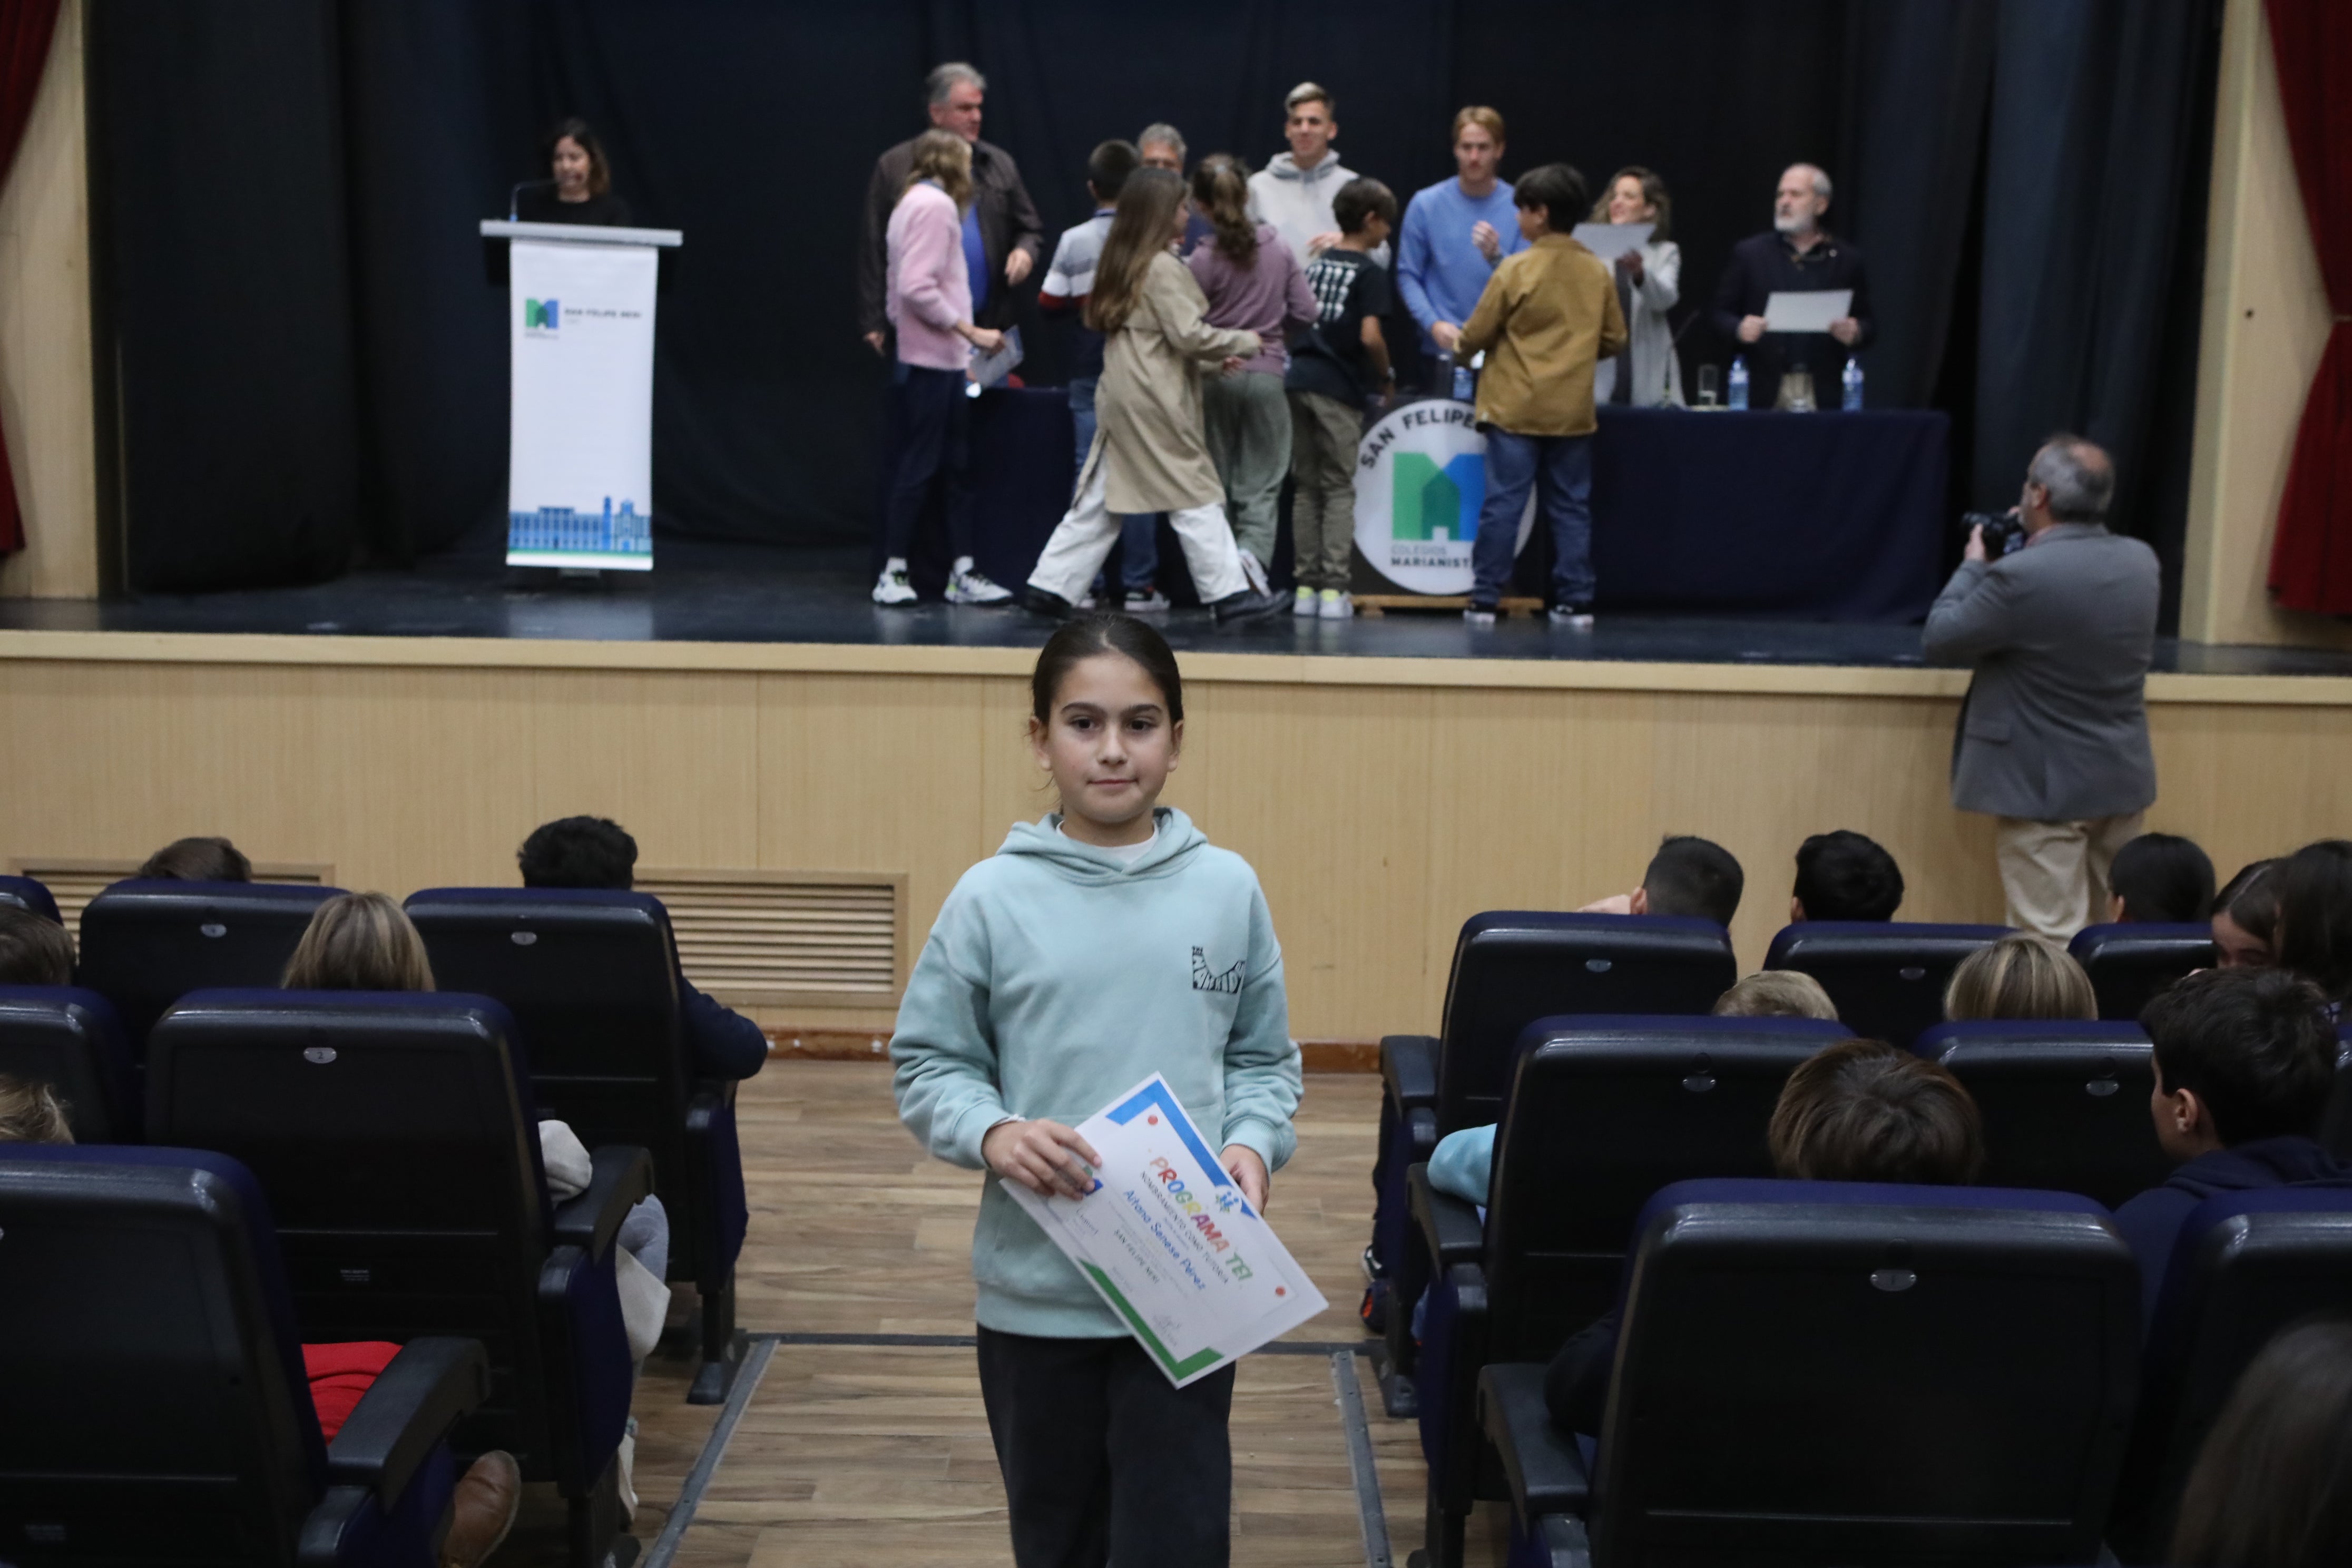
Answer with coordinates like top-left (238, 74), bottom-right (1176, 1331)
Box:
top-left (881, 362), bottom-right (974, 562)
top-left (976, 1327), bottom-right (1237, 1568)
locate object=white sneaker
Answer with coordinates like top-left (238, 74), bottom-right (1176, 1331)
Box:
top-left (1318, 589), bottom-right (1354, 620)
top-left (1292, 586), bottom-right (1319, 618)
top-left (948, 566), bottom-right (1014, 605)
top-left (1463, 605), bottom-right (1497, 628)
top-left (871, 565), bottom-right (917, 606)
top-left (1549, 603), bottom-right (1595, 629)
top-left (1238, 547), bottom-right (1271, 596)
top-left (1123, 589), bottom-right (1171, 613)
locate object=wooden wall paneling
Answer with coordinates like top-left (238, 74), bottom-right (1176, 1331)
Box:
top-left (525, 667), bottom-right (762, 872)
top-left (2145, 701), bottom-right (2350, 878)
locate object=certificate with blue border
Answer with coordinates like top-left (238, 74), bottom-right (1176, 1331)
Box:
top-left (1004, 1073), bottom-right (1328, 1387)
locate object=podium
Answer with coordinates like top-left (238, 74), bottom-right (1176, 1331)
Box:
top-left (480, 219), bottom-right (682, 571)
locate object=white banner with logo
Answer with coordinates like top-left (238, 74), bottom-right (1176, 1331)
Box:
top-left (1351, 398), bottom-right (1534, 596)
top-left (506, 239), bottom-right (658, 569)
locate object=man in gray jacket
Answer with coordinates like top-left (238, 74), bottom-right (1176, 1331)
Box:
top-left (1923, 435), bottom-right (2159, 939)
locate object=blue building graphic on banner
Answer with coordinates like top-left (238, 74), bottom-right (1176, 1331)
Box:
top-left (506, 497), bottom-right (653, 560)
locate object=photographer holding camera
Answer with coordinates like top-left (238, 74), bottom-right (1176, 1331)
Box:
top-left (1923, 434), bottom-right (2159, 940)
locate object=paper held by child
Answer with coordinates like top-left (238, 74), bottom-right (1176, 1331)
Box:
top-left (1003, 1072), bottom-right (1329, 1387)
top-left (967, 325), bottom-right (1024, 393)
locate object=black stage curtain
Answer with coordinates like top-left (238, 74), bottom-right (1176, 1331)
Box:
top-left (93, 0), bottom-right (2217, 621)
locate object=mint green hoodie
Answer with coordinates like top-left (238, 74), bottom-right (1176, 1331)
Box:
top-left (891, 807), bottom-right (1301, 1338)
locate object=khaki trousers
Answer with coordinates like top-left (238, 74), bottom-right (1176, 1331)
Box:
top-left (1287, 389), bottom-right (1361, 592)
top-left (1993, 812), bottom-right (2144, 941)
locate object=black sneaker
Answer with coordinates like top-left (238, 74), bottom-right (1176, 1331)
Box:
top-left (1209, 589), bottom-right (1287, 626)
top-left (1021, 586), bottom-right (1075, 621)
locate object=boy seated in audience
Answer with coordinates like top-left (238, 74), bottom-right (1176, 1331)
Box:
top-left (1578, 834), bottom-right (1743, 926)
top-left (517, 817), bottom-right (769, 1080)
top-left (1943, 932), bottom-right (2098, 1021)
top-left (1428, 969), bottom-right (1836, 1204)
top-left (0, 1074), bottom-right (73, 1143)
top-left (1789, 830), bottom-right (1904, 922)
top-left (138, 835), bottom-right (252, 880)
top-left (1543, 1038), bottom-right (1983, 1433)
top-left (0, 905), bottom-right (73, 986)
top-left (2114, 966), bottom-right (2350, 1310)
top-left (2105, 831), bottom-right (2216, 925)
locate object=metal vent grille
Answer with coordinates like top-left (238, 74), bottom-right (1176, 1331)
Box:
top-left (636, 868), bottom-right (906, 1007)
top-left (9, 858), bottom-right (335, 936)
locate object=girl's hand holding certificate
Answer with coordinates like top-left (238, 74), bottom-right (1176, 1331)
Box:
top-left (983, 1118), bottom-right (1101, 1201)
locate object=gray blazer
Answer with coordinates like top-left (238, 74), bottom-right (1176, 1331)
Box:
top-left (1921, 523), bottom-right (2160, 821)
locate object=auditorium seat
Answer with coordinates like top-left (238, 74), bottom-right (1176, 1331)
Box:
top-left (2069, 922), bottom-right (2216, 1022)
top-left (0, 985), bottom-right (138, 1142)
top-left (1408, 1018), bottom-right (1842, 1564)
top-left (145, 989), bottom-right (646, 1567)
top-left (1481, 1179), bottom-right (2138, 1568)
top-left (1920, 1020), bottom-right (2171, 1209)
top-left (0, 1143), bottom-right (489, 1566)
top-left (0, 873), bottom-right (60, 923)
top-left (402, 886), bottom-right (749, 1403)
top-left (2111, 1188), bottom-right (2352, 1559)
top-left (1763, 920), bottom-right (2011, 1046)
top-left (75, 878), bottom-right (346, 1044)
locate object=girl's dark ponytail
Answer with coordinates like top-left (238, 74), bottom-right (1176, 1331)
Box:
top-left (1192, 155), bottom-right (1258, 268)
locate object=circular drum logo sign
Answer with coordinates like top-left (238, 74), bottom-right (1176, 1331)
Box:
top-left (1352, 398), bottom-right (1534, 596)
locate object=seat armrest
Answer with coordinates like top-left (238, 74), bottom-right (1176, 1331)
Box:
top-left (1410, 1162), bottom-right (1486, 1267)
top-left (1481, 1362), bottom-right (1591, 1523)
top-left (324, 1337), bottom-right (490, 1506)
top-left (1382, 1034), bottom-right (1440, 1111)
top-left (296, 1487), bottom-right (374, 1567)
top-left (552, 1144), bottom-right (653, 1259)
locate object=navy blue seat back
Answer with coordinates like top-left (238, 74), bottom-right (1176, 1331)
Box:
top-left (0, 874), bottom-right (61, 923)
top-left (143, 990), bottom-right (613, 1477)
top-left (1592, 1178), bottom-right (2139, 1568)
top-left (1433, 913), bottom-right (1737, 1136)
top-left (76, 880), bottom-right (345, 1044)
top-left (1485, 1016), bottom-right (1847, 1344)
top-left (0, 986), bottom-right (138, 1142)
top-left (1765, 920), bottom-right (2012, 1047)
top-left (1922, 1020), bottom-right (2171, 1209)
top-left (0, 1144), bottom-right (329, 1563)
top-left (2069, 922), bottom-right (2216, 1022)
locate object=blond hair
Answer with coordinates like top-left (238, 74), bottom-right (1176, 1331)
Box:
top-left (1713, 970), bottom-right (1839, 1021)
top-left (282, 892), bottom-right (435, 993)
top-left (903, 128), bottom-right (973, 212)
top-left (0, 1074), bottom-right (73, 1144)
top-left (1943, 933), bottom-right (2097, 1022)
top-left (1451, 105), bottom-right (1505, 144)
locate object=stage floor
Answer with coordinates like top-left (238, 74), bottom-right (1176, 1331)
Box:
top-left (7, 538), bottom-right (2351, 677)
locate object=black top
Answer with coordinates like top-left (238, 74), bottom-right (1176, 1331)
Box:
top-left (1708, 229), bottom-right (1875, 405)
top-left (1287, 248), bottom-right (1393, 406)
top-left (516, 188), bottom-right (634, 228)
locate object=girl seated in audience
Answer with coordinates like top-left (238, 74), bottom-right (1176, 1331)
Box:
top-left (2170, 1317), bottom-right (2352, 1568)
top-left (1543, 1038), bottom-right (1983, 1434)
top-left (138, 835), bottom-right (252, 880)
top-left (1943, 932), bottom-right (2097, 1022)
top-left (2212, 859), bottom-right (2280, 968)
top-left (0, 904), bottom-right (73, 985)
top-left (0, 1074), bottom-right (72, 1143)
top-left (2106, 831), bottom-right (2216, 924)
top-left (2271, 840), bottom-right (2352, 1016)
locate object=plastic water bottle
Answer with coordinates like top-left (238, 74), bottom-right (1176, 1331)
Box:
top-left (1452, 359), bottom-right (1474, 401)
top-left (1842, 358), bottom-right (1864, 411)
top-left (1728, 356), bottom-right (1749, 411)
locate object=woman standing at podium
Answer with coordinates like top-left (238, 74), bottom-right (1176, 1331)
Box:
top-left (517, 116), bottom-right (633, 227)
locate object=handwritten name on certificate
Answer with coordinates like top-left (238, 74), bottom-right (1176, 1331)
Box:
top-left (1003, 1074), bottom-right (1329, 1387)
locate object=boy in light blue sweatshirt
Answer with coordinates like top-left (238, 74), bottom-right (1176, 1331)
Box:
top-left (893, 612), bottom-right (1300, 1568)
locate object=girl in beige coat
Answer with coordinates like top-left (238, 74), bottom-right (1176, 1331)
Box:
top-left (1024, 169), bottom-right (1287, 624)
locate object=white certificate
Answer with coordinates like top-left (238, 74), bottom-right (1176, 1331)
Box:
top-left (1004, 1073), bottom-right (1328, 1387)
top-left (1763, 289), bottom-right (1853, 333)
top-left (1571, 221), bottom-right (1653, 263)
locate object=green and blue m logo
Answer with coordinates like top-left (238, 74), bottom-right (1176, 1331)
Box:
top-left (523, 298), bottom-right (560, 331)
top-left (1392, 453), bottom-right (1485, 543)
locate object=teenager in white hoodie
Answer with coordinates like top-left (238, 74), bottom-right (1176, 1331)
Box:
top-left (1246, 82), bottom-right (1388, 269)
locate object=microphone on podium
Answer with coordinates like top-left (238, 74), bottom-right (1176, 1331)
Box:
top-left (507, 179), bottom-right (556, 221)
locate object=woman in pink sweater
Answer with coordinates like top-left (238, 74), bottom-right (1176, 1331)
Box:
top-left (879, 130), bottom-right (1014, 607)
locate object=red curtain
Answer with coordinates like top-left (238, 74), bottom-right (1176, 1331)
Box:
top-left (0, 0), bottom-right (62, 557)
top-left (2263, 0), bottom-right (2352, 614)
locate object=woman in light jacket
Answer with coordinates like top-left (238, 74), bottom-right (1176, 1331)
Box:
top-left (1590, 166), bottom-right (1684, 408)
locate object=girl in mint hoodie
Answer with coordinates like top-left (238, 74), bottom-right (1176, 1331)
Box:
top-left (892, 612), bottom-right (1301, 1568)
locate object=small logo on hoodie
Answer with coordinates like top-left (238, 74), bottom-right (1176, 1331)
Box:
top-left (1192, 946), bottom-right (1244, 995)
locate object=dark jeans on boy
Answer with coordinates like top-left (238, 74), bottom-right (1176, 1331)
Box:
top-left (884, 362), bottom-right (975, 560)
top-left (977, 1326), bottom-right (1236, 1568)
top-left (1468, 428), bottom-right (1595, 610)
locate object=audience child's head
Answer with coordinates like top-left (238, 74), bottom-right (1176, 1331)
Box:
top-left (1086, 168), bottom-right (1189, 333)
top-left (1086, 138), bottom-right (1140, 205)
top-left (0, 1075), bottom-right (72, 1144)
top-left (139, 835), bottom-right (251, 882)
top-left (282, 892), bottom-right (435, 993)
top-left (2273, 840), bottom-right (2352, 1003)
top-left (2214, 859), bottom-right (2281, 969)
top-left (1512, 162), bottom-right (1587, 239)
top-left (1191, 153), bottom-right (1258, 265)
top-left (2106, 832), bottom-right (2216, 925)
top-left (1634, 835), bottom-right (1743, 926)
top-left (1712, 970), bottom-right (1838, 1021)
top-left (1331, 177), bottom-right (1395, 246)
top-left (1943, 934), bottom-right (2096, 1022)
top-left (2171, 1316), bottom-right (2352, 1568)
top-left (1027, 612), bottom-right (1183, 843)
top-left (903, 127), bottom-right (974, 211)
top-left (0, 906), bottom-right (73, 986)
top-left (1790, 830), bottom-right (1904, 923)
top-left (2141, 967), bottom-right (2334, 1160)
top-left (1768, 1039), bottom-right (1983, 1184)
top-left (520, 816), bottom-right (638, 890)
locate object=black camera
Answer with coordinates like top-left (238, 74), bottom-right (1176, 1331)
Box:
top-left (1961, 509), bottom-right (2027, 559)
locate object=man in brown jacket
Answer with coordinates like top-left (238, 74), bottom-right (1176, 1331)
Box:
top-left (858, 63), bottom-right (1045, 354)
top-left (1456, 163), bottom-right (1627, 628)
